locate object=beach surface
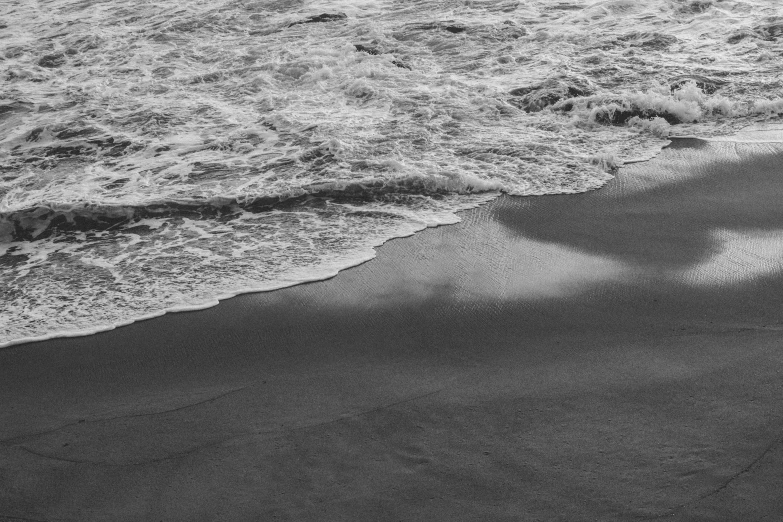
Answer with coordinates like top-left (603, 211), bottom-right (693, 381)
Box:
top-left (2, 134), bottom-right (783, 521)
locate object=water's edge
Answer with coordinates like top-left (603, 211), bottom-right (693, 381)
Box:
top-left (2, 136), bottom-right (682, 350)
top-left (9, 120), bottom-right (783, 350)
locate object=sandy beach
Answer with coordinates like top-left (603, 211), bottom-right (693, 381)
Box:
top-left (2, 135), bottom-right (783, 521)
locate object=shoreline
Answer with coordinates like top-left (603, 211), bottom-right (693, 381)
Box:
top-left (7, 121), bottom-right (779, 350)
top-left (0, 136), bottom-right (671, 351)
top-left (3, 131), bottom-right (783, 520)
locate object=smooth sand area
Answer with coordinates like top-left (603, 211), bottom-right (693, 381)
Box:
top-left (3, 136), bottom-right (783, 521)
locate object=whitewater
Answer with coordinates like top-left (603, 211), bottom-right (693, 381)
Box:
top-left (2, 0), bottom-right (783, 346)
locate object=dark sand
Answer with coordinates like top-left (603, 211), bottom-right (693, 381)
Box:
top-left (2, 135), bottom-right (783, 521)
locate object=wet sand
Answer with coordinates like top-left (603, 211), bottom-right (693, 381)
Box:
top-left (2, 135), bottom-right (783, 521)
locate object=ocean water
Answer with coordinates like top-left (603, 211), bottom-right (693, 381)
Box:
top-left (2, 0), bottom-right (783, 346)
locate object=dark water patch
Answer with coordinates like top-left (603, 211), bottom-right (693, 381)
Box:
top-left (458, 144), bottom-right (560, 162)
top-left (486, 21), bottom-right (526, 40)
top-left (37, 53), bottom-right (67, 68)
top-left (152, 66), bottom-right (175, 79)
top-left (74, 35), bottom-right (103, 51)
top-left (407, 21), bottom-right (470, 34)
top-left (354, 44), bottom-right (411, 69)
top-left (171, 18), bottom-right (215, 33)
top-left (61, 0), bottom-right (115, 13)
top-left (287, 13), bottom-right (347, 28)
top-left (245, 0), bottom-right (304, 13)
top-left (727, 29), bottom-right (758, 44)
top-left (0, 249), bottom-right (30, 269)
top-left (349, 159), bottom-right (400, 173)
top-left (188, 162), bottom-right (233, 179)
top-left (298, 147), bottom-right (338, 172)
top-left (442, 24), bottom-right (468, 34)
top-left (4, 46), bottom-right (26, 59)
top-left (504, 23), bottom-right (526, 38)
top-left (41, 31), bottom-right (70, 41)
top-left (5, 67), bottom-right (48, 82)
top-left (664, 137), bottom-right (710, 150)
top-left (148, 31), bottom-right (184, 44)
top-left (616, 32), bottom-right (678, 50)
top-left (1, 199), bottom-right (280, 242)
top-left (677, 0), bottom-right (712, 13)
top-left (547, 3), bottom-right (583, 10)
top-left (9, 125), bottom-right (142, 166)
top-left (103, 178), bottom-right (130, 190)
top-left (754, 18), bottom-right (783, 41)
top-left (3, 206), bottom-right (173, 242)
top-left (354, 44), bottom-right (381, 55)
top-left (475, 0), bottom-right (519, 13)
top-left (0, 177), bottom-right (472, 243)
top-left (26, 138), bottom-right (135, 159)
top-left (0, 102), bottom-right (34, 120)
top-left (391, 59), bottom-right (411, 70)
top-left (115, 109), bottom-right (184, 134)
top-left (64, 35), bottom-right (104, 55)
top-left (189, 72), bottom-right (224, 84)
top-left (54, 126), bottom-right (101, 141)
top-left (509, 78), bottom-right (594, 113)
